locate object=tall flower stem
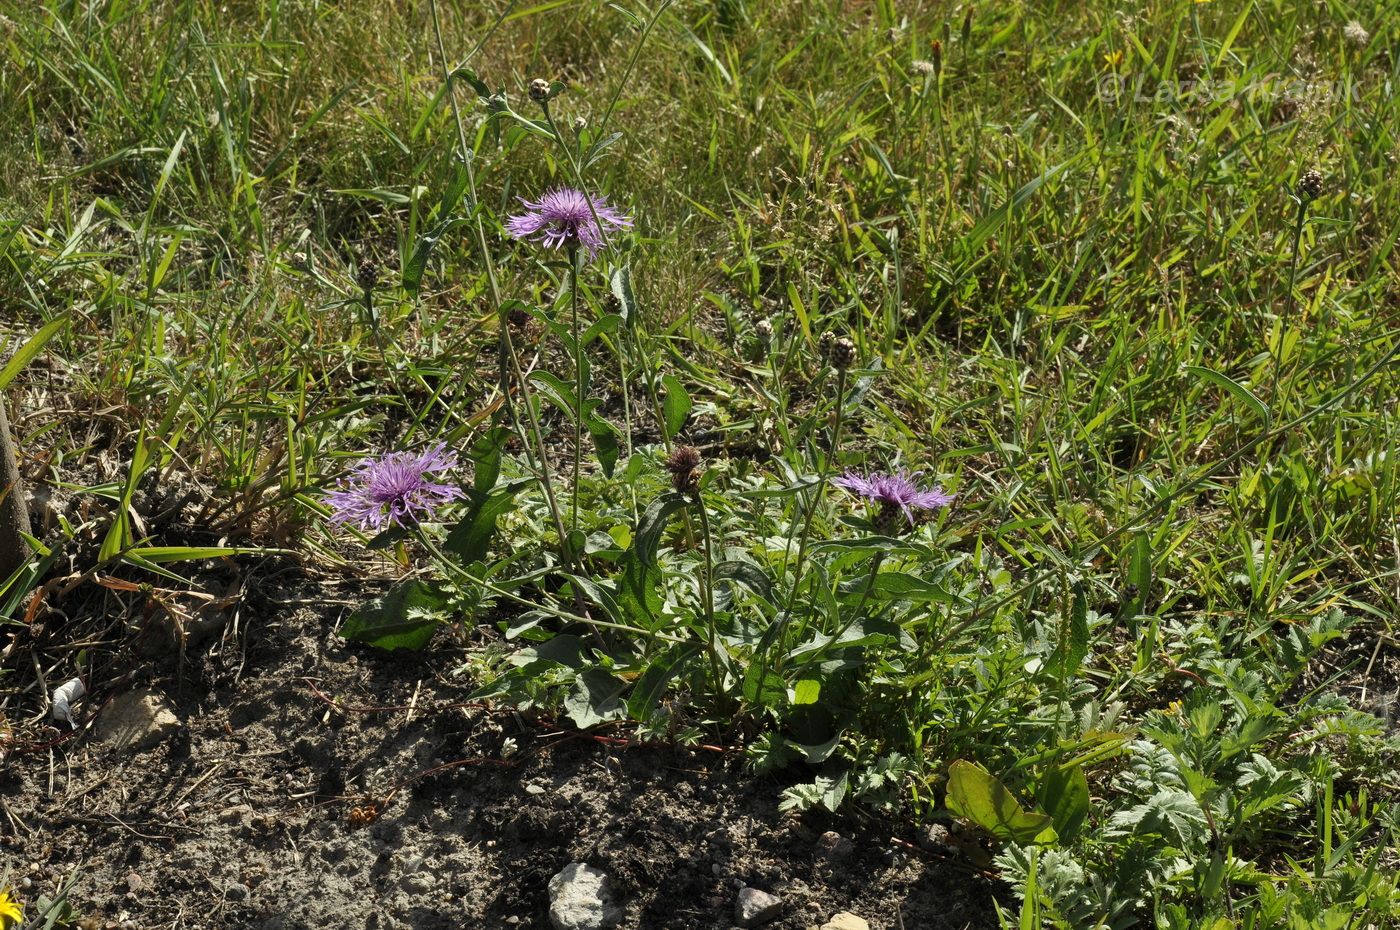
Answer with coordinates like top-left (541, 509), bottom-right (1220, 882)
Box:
top-left (787, 365), bottom-right (848, 585)
top-left (692, 495), bottom-right (725, 699)
top-left (1271, 195), bottom-right (1309, 411)
top-left (0, 394), bottom-right (31, 582)
top-left (569, 242), bottom-right (584, 535)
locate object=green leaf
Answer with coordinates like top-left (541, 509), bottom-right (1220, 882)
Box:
top-left (742, 661), bottom-right (786, 707)
top-left (449, 66), bottom-right (490, 97)
top-left (1052, 586), bottom-right (1091, 683)
top-left (610, 264), bottom-right (639, 328)
top-left (122, 545), bottom-right (282, 564)
top-left (792, 679), bottom-right (821, 705)
top-left (1184, 365), bottom-right (1271, 427)
top-left (715, 560), bottom-right (774, 604)
top-left (583, 399), bottom-right (621, 477)
top-left (946, 760), bottom-right (1057, 845)
top-left (635, 493), bottom-right (689, 567)
top-left (564, 668), bottom-right (627, 728)
top-left (840, 570), bottom-right (957, 604)
top-left (100, 428), bottom-right (150, 562)
top-left (402, 217), bottom-right (468, 292)
top-left (469, 425), bottom-right (511, 493)
top-left (626, 643), bottom-right (698, 719)
top-left (613, 550), bottom-right (663, 627)
top-left (661, 373), bottom-right (691, 438)
top-left (1037, 764), bottom-right (1090, 843)
top-left (1, 314), bottom-right (69, 390)
top-left (444, 479), bottom-right (529, 564)
top-left (339, 580), bottom-right (449, 650)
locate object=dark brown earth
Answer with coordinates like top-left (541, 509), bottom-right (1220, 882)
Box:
top-left (1, 567), bottom-right (1001, 930)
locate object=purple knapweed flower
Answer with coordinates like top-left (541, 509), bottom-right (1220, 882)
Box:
top-left (505, 186), bottom-right (632, 259)
top-left (833, 469), bottom-right (952, 533)
top-left (324, 444), bottom-right (465, 532)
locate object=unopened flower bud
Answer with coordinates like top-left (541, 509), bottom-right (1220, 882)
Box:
top-left (356, 258), bottom-right (379, 292)
top-left (831, 337), bottom-right (857, 370)
top-left (664, 446), bottom-right (702, 495)
top-left (755, 319), bottom-right (773, 342)
top-left (528, 78), bottom-right (552, 104)
top-left (1297, 168), bottom-right (1324, 201)
top-left (818, 330), bottom-right (836, 361)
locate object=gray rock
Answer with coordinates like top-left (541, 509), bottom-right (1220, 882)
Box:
top-left (735, 887), bottom-right (783, 927)
top-left (548, 863), bottom-right (621, 930)
top-left (96, 689), bottom-right (180, 752)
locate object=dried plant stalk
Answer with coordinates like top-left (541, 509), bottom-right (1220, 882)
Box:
top-left (0, 395), bottom-right (31, 581)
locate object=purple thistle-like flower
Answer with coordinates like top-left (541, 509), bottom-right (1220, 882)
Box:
top-left (324, 444), bottom-right (466, 533)
top-left (505, 186), bottom-right (632, 259)
top-left (832, 469), bottom-right (953, 526)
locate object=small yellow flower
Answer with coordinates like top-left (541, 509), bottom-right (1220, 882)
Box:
top-left (1103, 50), bottom-right (1124, 69)
top-left (1167, 700), bottom-right (1183, 716)
top-left (0, 888), bottom-right (23, 929)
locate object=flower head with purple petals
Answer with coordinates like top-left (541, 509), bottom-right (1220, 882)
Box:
top-left (505, 186), bottom-right (632, 259)
top-left (324, 444), bottom-right (466, 533)
top-left (833, 469), bottom-right (952, 532)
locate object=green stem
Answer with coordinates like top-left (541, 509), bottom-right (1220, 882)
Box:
top-left (769, 365), bottom-right (848, 677)
top-left (1271, 196), bottom-right (1309, 410)
top-left (569, 244), bottom-right (583, 535)
top-left (693, 496), bottom-right (724, 698)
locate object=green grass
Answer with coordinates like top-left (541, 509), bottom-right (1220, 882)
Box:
top-left (3, 0), bottom-right (1400, 926)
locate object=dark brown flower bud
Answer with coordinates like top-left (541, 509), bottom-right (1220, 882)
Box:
top-left (665, 446), bottom-right (702, 495)
top-left (1297, 168), bottom-right (1324, 201)
top-left (818, 330), bottom-right (836, 361)
top-left (356, 258), bottom-right (379, 292)
top-left (831, 337), bottom-right (857, 370)
top-left (528, 78), bottom-right (552, 104)
top-left (755, 319), bottom-right (773, 342)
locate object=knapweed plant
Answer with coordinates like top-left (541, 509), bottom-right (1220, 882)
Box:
top-left (321, 44), bottom-right (972, 767)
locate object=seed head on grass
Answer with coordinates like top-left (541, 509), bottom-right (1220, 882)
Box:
top-left (505, 187), bottom-right (632, 260)
top-left (1344, 21), bottom-right (1370, 47)
top-left (834, 470), bottom-right (952, 535)
top-left (324, 444), bottom-right (465, 533)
